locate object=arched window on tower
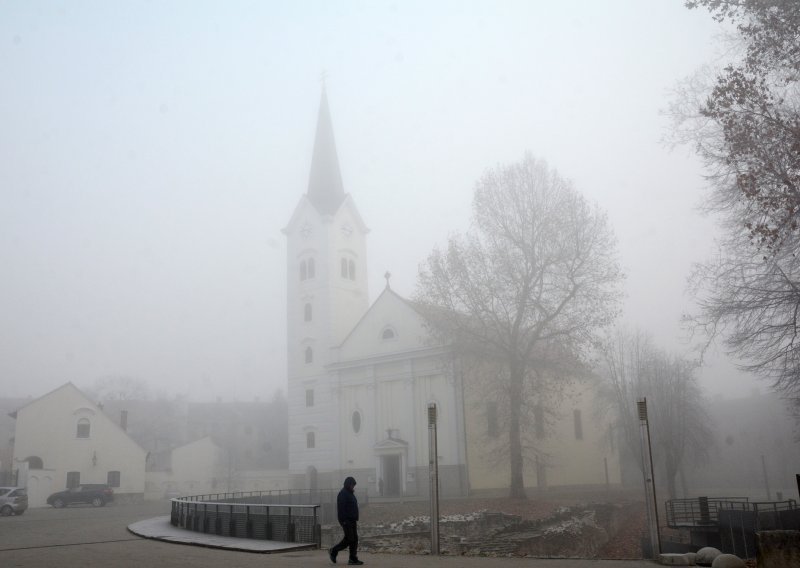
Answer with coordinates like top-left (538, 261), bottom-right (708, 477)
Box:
top-left (307, 258), bottom-right (315, 278)
top-left (306, 431), bottom-right (316, 449)
top-left (305, 346), bottom-right (313, 364)
top-left (300, 260), bottom-right (308, 281)
top-left (348, 259), bottom-right (356, 280)
top-left (341, 258), bottom-right (348, 278)
top-left (304, 303), bottom-right (312, 322)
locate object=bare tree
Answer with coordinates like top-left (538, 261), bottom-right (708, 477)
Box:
top-left (673, 1), bottom-right (800, 403)
top-left (689, 235), bottom-right (800, 400)
top-left (599, 330), bottom-right (713, 500)
top-left (87, 375), bottom-right (151, 402)
top-left (416, 155), bottom-right (623, 498)
top-left (680, 0), bottom-right (800, 254)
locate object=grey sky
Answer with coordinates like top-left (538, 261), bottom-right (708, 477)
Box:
top-left (0, 1), bottom-right (753, 401)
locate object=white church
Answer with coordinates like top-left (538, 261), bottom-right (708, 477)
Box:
top-left (282, 90), bottom-right (621, 498)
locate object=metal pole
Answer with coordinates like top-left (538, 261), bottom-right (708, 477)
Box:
top-left (638, 398), bottom-right (661, 558)
top-left (428, 402), bottom-right (440, 555)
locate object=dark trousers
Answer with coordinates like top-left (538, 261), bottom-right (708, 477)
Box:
top-left (332, 520), bottom-right (358, 560)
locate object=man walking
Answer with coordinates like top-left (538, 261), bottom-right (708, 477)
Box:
top-left (329, 476), bottom-right (363, 565)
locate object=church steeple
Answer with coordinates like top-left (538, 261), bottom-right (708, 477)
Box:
top-left (307, 87), bottom-right (345, 215)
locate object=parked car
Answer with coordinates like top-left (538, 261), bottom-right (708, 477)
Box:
top-left (0, 487), bottom-right (28, 516)
top-left (46, 484), bottom-right (114, 508)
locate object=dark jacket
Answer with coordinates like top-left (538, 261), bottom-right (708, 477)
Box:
top-left (337, 479), bottom-right (359, 523)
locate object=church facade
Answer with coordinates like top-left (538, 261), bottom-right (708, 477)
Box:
top-left (283, 90), bottom-right (620, 498)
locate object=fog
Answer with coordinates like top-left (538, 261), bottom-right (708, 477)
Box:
top-left (0, 1), bottom-right (757, 402)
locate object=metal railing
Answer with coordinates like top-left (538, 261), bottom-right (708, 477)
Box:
top-left (178, 488), bottom-right (366, 525)
top-left (718, 500), bottom-right (800, 558)
top-left (665, 497), bottom-right (799, 558)
top-left (665, 497), bottom-right (750, 527)
top-left (170, 497), bottom-right (321, 547)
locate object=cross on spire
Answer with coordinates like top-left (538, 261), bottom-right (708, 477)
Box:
top-left (384, 271), bottom-right (392, 289)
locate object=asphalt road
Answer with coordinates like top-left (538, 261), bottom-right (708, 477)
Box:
top-left (0, 501), bottom-right (656, 567)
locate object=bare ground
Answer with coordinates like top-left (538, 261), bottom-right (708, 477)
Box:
top-left (358, 489), bottom-right (648, 559)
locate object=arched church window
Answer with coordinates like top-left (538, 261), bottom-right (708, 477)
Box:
top-left (307, 258), bottom-right (315, 278)
top-left (352, 411), bottom-right (361, 434)
top-left (76, 418), bottom-right (91, 438)
top-left (348, 259), bottom-right (356, 280)
top-left (305, 346), bottom-right (313, 364)
top-left (300, 260), bottom-right (307, 281)
top-left (381, 327), bottom-right (396, 340)
top-left (341, 258), bottom-right (348, 278)
top-left (304, 303), bottom-right (312, 322)
top-left (306, 431), bottom-right (315, 449)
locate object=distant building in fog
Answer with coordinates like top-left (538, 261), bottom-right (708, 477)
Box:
top-left (687, 391), bottom-right (799, 498)
top-left (283, 90), bottom-right (620, 496)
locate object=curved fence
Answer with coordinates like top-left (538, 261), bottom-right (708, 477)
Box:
top-left (170, 491), bottom-right (325, 547)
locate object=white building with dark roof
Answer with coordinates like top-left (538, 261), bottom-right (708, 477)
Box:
top-left (11, 382), bottom-right (147, 507)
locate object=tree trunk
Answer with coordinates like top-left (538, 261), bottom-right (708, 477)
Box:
top-left (508, 362), bottom-right (526, 499)
top-left (679, 465), bottom-right (689, 498)
top-left (665, 456), bottom-right (678, 501)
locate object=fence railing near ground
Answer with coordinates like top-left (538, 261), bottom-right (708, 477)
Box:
top-left (665, 496), bottom-right (800, 558)
top-left (170, 498), bottom-right (321, 547)
top-left (179, 488), bottom-right (364, 525)
top-left (665, 497), bottom-right (750, 527)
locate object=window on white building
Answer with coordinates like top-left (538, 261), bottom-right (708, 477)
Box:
top-left (573, 409), bottom-right (583, 440)
top-left (107, 471), bottom-right (120, 487)
top-left (305, 346), bottom-right (313, 364)
top-left (76, 418), bottom-right (90, 438)
top-left (348, 259), bottom-right (355, 280)
top-left (66, 471), bottom-right (80, 488)
top-left (306, 431), bottom-right (315, 449)
top-left (300, 258), bottom-right (315, 280)
top-left (304, 302), bottom-right (312, 322)
top-left (352, 411), bottom-right (361, 433)
top-left (306, 389), bottom-right (314, 407)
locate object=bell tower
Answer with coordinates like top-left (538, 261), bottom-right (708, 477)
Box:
top-left (283, 88), bottom-right (369, 487)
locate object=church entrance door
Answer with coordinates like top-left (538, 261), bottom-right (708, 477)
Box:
top-left (382, 454), bottom-right (401, 497)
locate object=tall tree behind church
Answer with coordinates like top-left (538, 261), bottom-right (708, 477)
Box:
top-left (415, 155), bottom-right (623, 499)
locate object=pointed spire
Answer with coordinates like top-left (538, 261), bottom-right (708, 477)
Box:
top-left (307, 87), bottom-right (345, 215)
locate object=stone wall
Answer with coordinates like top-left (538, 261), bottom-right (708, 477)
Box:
top-left (756, 530), bottom-right (800, 568)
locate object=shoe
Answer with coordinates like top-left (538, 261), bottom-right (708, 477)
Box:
top-left (348, 560), bottom-right (364, 565)
top-left (328, 547), bottom-right (337, 564)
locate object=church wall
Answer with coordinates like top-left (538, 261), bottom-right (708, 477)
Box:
top-left (411, 373), bottom-right (458, 467)
top-left (338, 382), bottom-right (376, 469)
top-left (337, 290), bottom-right (429, 361)
top-left (464, 376), bottom-right (621, 492)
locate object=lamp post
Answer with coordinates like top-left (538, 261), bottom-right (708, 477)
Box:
top-left (638, 397), bottom-right (660, 558)
top-left (428, 402), bottom-right (440, 555)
